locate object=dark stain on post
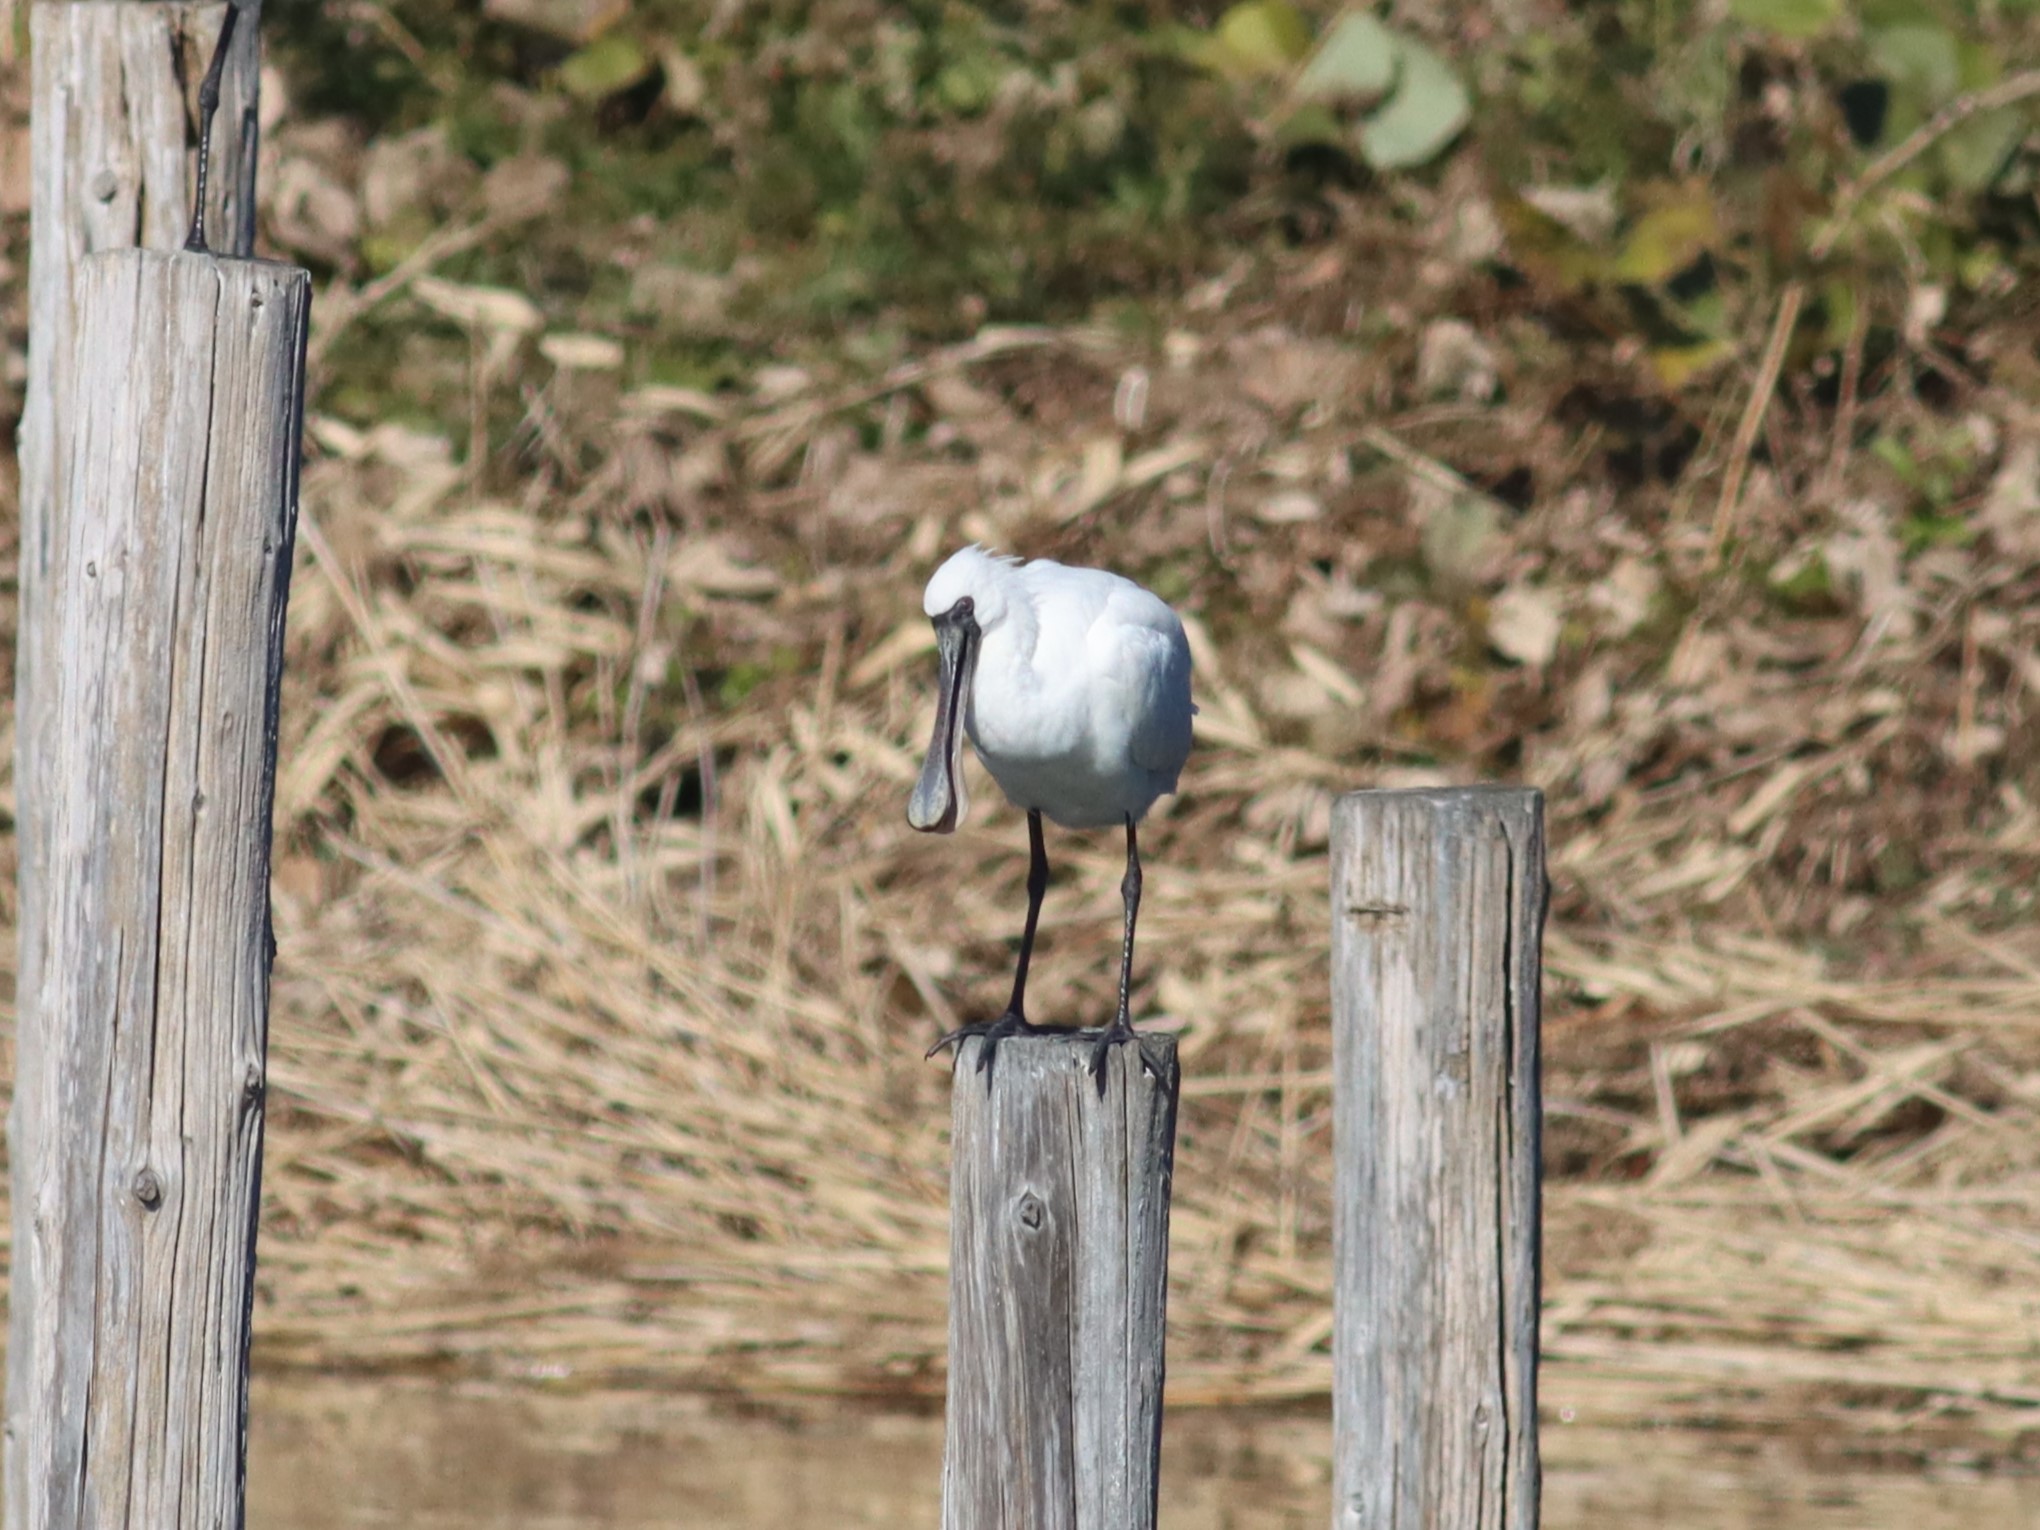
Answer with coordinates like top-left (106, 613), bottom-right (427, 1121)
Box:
top-left (1346, 901), bottom-right (1409, 924)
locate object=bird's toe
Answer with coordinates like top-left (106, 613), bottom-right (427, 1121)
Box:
top-left (1085, 1021), bottom-right (1135, 1091)
top-left (1086, 1020), bottom-right (1172, 1094)
top-left (928, 1010), bottom-right (1044, 1089)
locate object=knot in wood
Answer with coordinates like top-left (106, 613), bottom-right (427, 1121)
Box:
top-left (132, 1167), bottom-right (163, 1211)
top-left (243, 1061), bottom-right (264, 1101)
top-left (90, 169), bottom-right (119, 202)
top-left (1015, 1190), bottom-right (1046, 1231)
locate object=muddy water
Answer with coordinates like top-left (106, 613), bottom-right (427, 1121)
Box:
top-left (247, 1378), bottom-right (2037, 1528)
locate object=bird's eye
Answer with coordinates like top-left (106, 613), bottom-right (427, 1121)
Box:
top-left (949, 596), bottom-right (975, 620)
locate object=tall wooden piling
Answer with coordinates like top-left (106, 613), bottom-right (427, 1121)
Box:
top-left (9, 242), bottom-right (306, 1530)
top-left (19, 0), bottom-right (259, 876)
top-left (11, 16), bottom-right (259, 1515)
top-left (1330, 788), bottom-right (1545, 1530)
top-left (8, 6), bottom-right (304, 1512)
top-left (942, 1036), bottom-right (1180, 1530)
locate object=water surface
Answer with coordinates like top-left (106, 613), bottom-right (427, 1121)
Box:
top-left (247, 1377), bottom-right (2038, 1528)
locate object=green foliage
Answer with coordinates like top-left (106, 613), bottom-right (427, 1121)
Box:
top-left (270, 0), bottom-right (1265, 339)
top-left (264, 0), bottom-right (2037, 422)
top-left (1189, 0), bottom-right (1313, 78)
top-left (1479, 0), bottom-right (2037, 394)
top-left (1356, 38), bottom-right (1471, 170)
top-left (558, 34), bottom-right (653, 101)
top-left (1294, 13), bottom-right (1399, 102)
top-left (1730, 0), bottom-right (1844, 41)
top-left (1185, 6), bottom-right (1473, 172)
top-left (1768, 548), bottom-right (1839, 611)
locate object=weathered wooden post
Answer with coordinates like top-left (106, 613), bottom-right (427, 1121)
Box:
top-left (10, 11), bottom-right (259, 1513)
top-left (941, 1036), bottom-right (1180, 1530)
top-left (1330, 788), bottom-right (1545, 1530)
top-left (8, 5), bottom-right (303, 1528)
top-left (18, 0), bottom-right (259, 888)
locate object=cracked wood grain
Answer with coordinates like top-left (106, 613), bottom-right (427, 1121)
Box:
top-left (941, 1034), bottom-right (1180, 1530)
top-left (13, 22), bottom-right (258, 1518)
top-left (8, 246), bottom-right (306, 1530)
top-left (1331, 788), bottom-right (1545, 1530)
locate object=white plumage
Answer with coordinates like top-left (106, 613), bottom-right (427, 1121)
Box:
top-left (918, 546), bottom-right (1193, 829)
top-left (907, 545), bottom-right (1194, 1084)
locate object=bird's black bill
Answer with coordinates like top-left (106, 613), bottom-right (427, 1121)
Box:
top-left (907, 605), bottom-right (980, 833)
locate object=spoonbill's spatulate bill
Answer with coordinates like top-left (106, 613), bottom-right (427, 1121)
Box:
top-left (907, 545), bottom-right (1194, 1086)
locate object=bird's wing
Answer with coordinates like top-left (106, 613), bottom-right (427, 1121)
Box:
top-left (1095, 590), bottom-right (1195, 777)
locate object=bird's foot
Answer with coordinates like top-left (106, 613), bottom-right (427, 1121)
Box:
top-left (1086, 1015), bottom-right (1166, 1094)
top-left (926, 1009), bottom-right (1048, 1086)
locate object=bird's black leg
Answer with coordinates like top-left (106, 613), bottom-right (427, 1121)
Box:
top-left (928, 809), bottom-right (1053, 1084)
top-left (1087, 814), bottom-right (1161, 1091)
top-left (183, 1), bottom-right (242, 254)
top-left (1001, 807), bottom-right (1051, 1024)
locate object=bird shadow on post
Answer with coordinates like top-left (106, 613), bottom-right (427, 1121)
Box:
top-left (941, 1033), bottom-right (1181, 1530)
top-left (8, 6), bottom-right (306, 1528)
top-left (1330, 787), bottom-right (1545, 1530)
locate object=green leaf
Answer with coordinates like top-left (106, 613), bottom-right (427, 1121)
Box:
top-left (1294, 13), bottom-right (1398, 104)
top-left (1213, 0), bottom-right (1311, 77)
top-left (1358, 40), bottom-right (1470, 171)
top-left (1611, 190), bottom-right (1719, 284)
top-left (1769, 548), bottom-right (1836, 608)
top-left (1495, 196), bottom-right (1608, 293)
top-left (1900, 512), bottom-right (1974, 551)
top-left (1939, 41), bottom-right (2021, 191)
top-left (1649, 339), bottom-right (1733, 390)
top-left (558, 33), bottom-right (651, 100)
top-left (1941, 108), bottom-right (2024, 191)
top-left (1860, 0), bottom-right (1937, 25)
top-left (1670, 287), bottom-right (1729, 340)
top-left (935, 54), bottom-right (1002, 115)
top-left (1729, 0), bottom-right (1842, 38)
top-left (1275, 102), bottom-right (1348, 151)
top-left (1959, 36), bottom-right (2006, 92)
top-left (1871, 434), bottom-right (1919, 484)
top-left (1818, 278), bottom-right (1858, 347)
top-left (1159, 23), bottom-right (1222, 69)
top-left (1958, 243), bottom-right (2007, 291)
top-left (1870, 24), bottom-right (1961, 100)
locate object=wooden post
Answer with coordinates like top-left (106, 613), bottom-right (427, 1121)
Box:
top-left (6, 247), bottom-right (307, 1529)
top-left (24, 0), bottom-right (259, 512)
top-left (20, 0), bottom-right (260, 838)
top-left (941, 1036), bottom-right (1180, 1530)
top-left (11, 17), bottom-right (258, 1515)
top-left (1330, 788), bottom-right (1545, 1530)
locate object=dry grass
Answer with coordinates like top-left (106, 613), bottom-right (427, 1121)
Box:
top-left (234, 279), bottom-right (2040, 1437)
top-left (6, 114), bottom-right (2040, 1446)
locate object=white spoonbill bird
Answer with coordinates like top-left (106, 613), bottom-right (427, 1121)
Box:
top-left (906, 545), bottom-right (1194, 1085)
